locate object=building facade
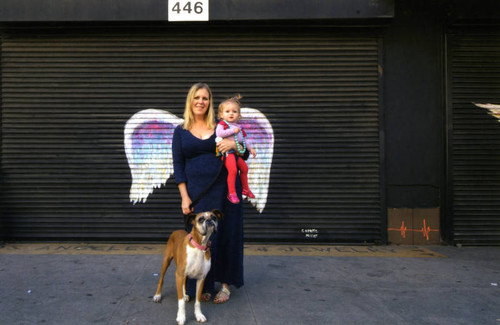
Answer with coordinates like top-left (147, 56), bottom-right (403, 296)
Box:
top-left (0, 0), bottom-right (499, 245)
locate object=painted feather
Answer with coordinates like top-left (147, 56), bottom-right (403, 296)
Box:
top-left (124, 109), bottom-right (182, 204)
top-left (473, 102), bottom-right (500, 121)
top-left (239, 107), bottom-right (275, 213)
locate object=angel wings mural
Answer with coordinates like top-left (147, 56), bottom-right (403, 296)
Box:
top-left (124, 108), bottom-right (274, 213)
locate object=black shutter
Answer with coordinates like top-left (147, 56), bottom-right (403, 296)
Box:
top-left (1, 24), bottom-right (382, 243)
top-left (447, 27), bottom-right (500, 245)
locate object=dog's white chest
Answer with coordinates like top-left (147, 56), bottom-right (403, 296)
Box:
top-left (185, 245), bottom-right (211, 280)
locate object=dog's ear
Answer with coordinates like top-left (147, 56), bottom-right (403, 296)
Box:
top-left (211, 209), bottom-right (224, 220)
top-left (184, 212), bottom-right (197, 229)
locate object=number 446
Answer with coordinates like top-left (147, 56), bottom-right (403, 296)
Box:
top-left (172, 1), bottom-right (204, 14)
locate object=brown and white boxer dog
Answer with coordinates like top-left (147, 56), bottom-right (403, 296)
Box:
top-left (153, 209), bottom-right (223, 325)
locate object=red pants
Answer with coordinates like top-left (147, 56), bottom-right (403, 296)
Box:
top-left (225, 153), bottom-right (249, 195)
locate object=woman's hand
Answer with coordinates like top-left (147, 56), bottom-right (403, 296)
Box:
top-left (178, 182), bottom-right (193, 215)
top-left (217, 137), bottom-right (237, 154)
top-left (181, 197), bottom-right (193, 215)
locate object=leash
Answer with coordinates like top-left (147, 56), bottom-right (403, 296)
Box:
top-left (183, 155), bottom-right (226, 229)
top-left (188, 154), bottom-right (226, 211)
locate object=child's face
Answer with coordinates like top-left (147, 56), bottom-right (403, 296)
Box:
top-left (220, 102), bottom-right (240, 122)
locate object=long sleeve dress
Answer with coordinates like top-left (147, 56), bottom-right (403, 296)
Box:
top-left (172, 125), bottom-right (244, 295)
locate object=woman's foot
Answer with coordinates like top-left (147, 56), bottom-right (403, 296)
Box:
top-left (213, 286), bottom-right (231, 304)
top-left (227, 193), bottom-right (240, 204)
top-left (242, 188), bottom-right (255, 198)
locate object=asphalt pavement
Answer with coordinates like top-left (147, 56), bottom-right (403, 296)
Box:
top-left (0, 243), bottom-right (499, 325)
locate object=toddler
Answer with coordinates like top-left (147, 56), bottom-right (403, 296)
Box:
top-left (216, 95), bottom-right (257, 204)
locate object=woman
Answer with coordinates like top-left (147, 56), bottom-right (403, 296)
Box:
top-left (172, 83), bottom-right (245, 304)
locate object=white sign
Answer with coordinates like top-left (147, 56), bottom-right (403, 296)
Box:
top-left (168, 0), bottom-right (209, 21)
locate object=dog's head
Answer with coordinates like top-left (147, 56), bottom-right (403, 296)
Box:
top-left (185, 209), bottom-right (223, 236)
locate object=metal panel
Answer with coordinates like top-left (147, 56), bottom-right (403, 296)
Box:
top-left (0, 0), bottom-right (394, 22)
top-left (447, 28), bottom-right (500, 245)
top-left (1, 24), bottom-right (382, 243)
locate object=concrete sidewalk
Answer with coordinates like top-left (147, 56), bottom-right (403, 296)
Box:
top-left (0, 244), bottom-right (498, 325)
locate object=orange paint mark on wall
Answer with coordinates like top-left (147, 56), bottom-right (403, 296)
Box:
top-left (388, 219), bottom-right (439, 241)
top-left (388, 220), bottom-right (408, 238)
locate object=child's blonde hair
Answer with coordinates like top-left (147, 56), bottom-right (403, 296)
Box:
top-left (218, 94), bottom-right (242, 119)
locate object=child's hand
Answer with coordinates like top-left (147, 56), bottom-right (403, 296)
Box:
top-left (233, 127), bottom-right (240, 134)
top-left (250, 148), bottom-right (257, 158)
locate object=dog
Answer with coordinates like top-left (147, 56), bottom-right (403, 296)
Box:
top-left (153, 209), bottom-right (223, 325)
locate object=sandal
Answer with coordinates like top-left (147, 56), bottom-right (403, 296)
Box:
top-left (213, 286), bottom-right (231, 304)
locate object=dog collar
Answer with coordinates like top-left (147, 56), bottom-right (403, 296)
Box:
top-left (188, 234), bottom-right (210, 252)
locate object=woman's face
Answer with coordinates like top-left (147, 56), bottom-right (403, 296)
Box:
top-left (191, 88), bottom-right (210, 119)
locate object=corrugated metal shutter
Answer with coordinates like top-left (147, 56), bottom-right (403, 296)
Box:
top-left (1, 24), bottom-right (382, 243)
top-left (447, 27), bottom-right (500, 245)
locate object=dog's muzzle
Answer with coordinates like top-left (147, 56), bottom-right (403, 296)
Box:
top-left (206, 219), bottom-right (217, 233)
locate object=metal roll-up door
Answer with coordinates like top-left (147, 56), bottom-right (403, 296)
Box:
top-left (1, 24), bottom-right (382, 243)
top-left (447, 27), bottom-right (500, 245)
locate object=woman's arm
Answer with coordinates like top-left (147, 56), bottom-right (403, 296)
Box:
top-left (217, 137), bottom-right (235, 153)
top-left (217, 137), bottom-right (250, 160)
top-left (172, 126), bottom-right (187, 184)
top-left (172, 126), bottom-right (192, 214)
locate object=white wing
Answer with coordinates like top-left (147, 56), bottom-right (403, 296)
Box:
top-left (239, 107), bottom-right (274, 213)
top-left (124, 109), bottom-right (183, 204)
top-left (473, 102), bottom-right (500, 121)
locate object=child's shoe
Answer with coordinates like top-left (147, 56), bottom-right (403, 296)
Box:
top-left (242, 189), bottom-right (255, 198)
top-left (227, 193), bottom-right (240, 204)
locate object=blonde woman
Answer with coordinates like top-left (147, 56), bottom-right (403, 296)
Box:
top-left (172, 83), bottom-right (245, 303)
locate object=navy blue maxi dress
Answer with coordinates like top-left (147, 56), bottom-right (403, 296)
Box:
top-left (172, 125), bottom-right (244, 296)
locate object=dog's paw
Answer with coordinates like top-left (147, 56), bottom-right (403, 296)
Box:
top-left (153, 294), bottom-right (162, 303)
top-left (183, 294), bottom-right (190, 302)
top-left (176, 314), bottom-right (186, 325)
top-left (195, 312), bottom-right (207, 323)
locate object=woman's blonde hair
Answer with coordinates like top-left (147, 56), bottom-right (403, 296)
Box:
top-left (182, 83), bottom-right (215, 130)
top-left (217, 94), bottom-right (242, 119)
